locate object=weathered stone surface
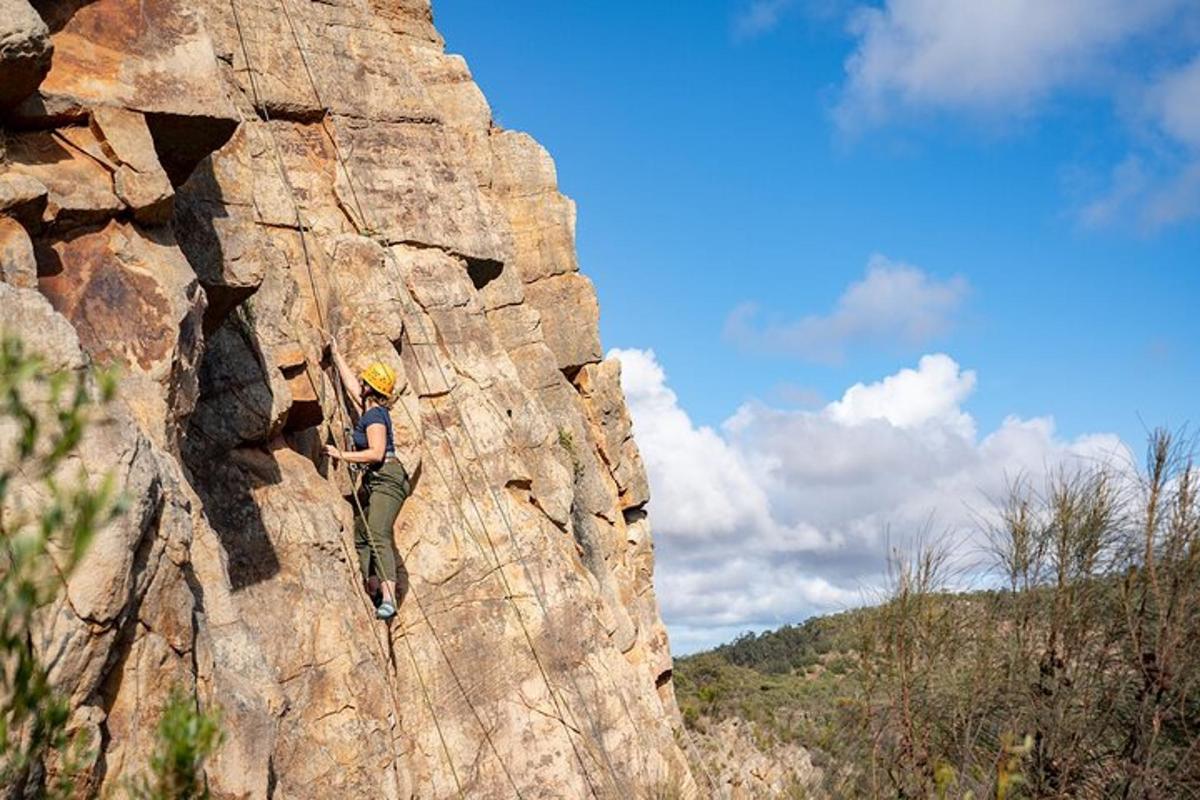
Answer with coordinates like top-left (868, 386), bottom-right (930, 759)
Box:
top-left (21, 0), bottom-right (238, 183)
top-left (215, 0), bottom-right (436, 124)
top-left (5, 129), bottom-right (122, 230)
top-left (365, 0), bottom-right (441, 43)
top-left (329, 118), bottom-right (510, 264)
top-left (0, 216), bottom-right (37, 288)
top-left (28, 0), bottom-right (233, 119)
top-left (0, 0), bottom-right (51, 108)
top-left (92, 107), bottom-right (176, 224)
top-left (688, 717), bottom-right (822, 799)
top-left (0, 284), bottom-right (199, 778)
top-left (172, 127), bottom-right (278, 331)
top-left (36, 220), bottom-right (206, 443)
top-left (490, 130), bottom-right (580, 283)
top-left (525, 271), bottom-right (605, 372)
top-left (0, 171), bottom-right (48, 230)
top-left (576, 358), bottom-right (652, 510)
top-left (2, 0), bottom-right (694, 796)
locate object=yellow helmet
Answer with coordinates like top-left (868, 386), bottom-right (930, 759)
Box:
top-left (360, 362), bottom-right (396, 397)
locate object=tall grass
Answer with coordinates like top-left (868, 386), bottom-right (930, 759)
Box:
top-left (831, 430), bottom-right (1200, 799)
top-left (678, 430), bottom-right (1199, 799)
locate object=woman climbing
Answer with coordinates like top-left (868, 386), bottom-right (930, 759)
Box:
top-left (324, 336), bottom-right (409, 621)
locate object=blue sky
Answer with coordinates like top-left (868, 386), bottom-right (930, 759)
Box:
top-left (437, 1), bottom-right (1200, 652)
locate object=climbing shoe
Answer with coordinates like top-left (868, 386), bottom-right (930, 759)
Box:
top-left (376, 601), bottom-right (396, 620)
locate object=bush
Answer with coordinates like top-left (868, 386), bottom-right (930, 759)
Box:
top-left (677, 431), bottom-right (1200, 799)
top-left (128, 690), bottom-right (222, 800)
top-left (0, 335), bottom-right (223, 797)
top-left (0, 336), bottom-right (121, 796)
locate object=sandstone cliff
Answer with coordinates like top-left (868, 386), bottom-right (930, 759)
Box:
top-left (0, 1), bottom-right (697, 796)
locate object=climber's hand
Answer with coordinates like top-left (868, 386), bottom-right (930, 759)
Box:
top-left (324, 445), bottom-right (342, 460)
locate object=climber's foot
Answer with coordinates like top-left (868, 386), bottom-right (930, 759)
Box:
top-left (364, 576), bottom-right (382, 607)
top-left (376, 601), bottom-right (396, 620)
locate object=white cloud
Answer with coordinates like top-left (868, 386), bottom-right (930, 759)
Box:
top-left (614, 347), bottom-right (824, 547)
top-left (1079, 56), bottom-right (1200, 230)
top-left (1153, 55), bottom-right (1200, 150)
top-left (614, 348), bottom-right (1130, 653)
top-left (733, 0), bottom-right (798, 40)
top-left (724, 255), bottom-right (968, 363)
top-left (1079, 154), bottom-right (1200, 231)
top-left (825, 353), bottom-right (975, 435)
top-left (827, 0), bottom-right (1200, 228)
top-left (835, 0), bottom-right (1183, 128)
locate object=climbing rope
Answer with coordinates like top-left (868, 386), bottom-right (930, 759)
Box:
top-left (268, 0), bottom-right (619, 796)
top-left (330, 361), bottom-right (527, 799)
top-left (269, 5), bottom-right (634, 795)
top-left (226, 4), bottom-right (467, 797)
top-left (235, 0), bottom-right (685, 794)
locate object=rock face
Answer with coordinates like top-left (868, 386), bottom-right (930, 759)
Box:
top-left (0, 1), bottom-right (695, 797)
top-left (687, 718), bottom-right (822, 799)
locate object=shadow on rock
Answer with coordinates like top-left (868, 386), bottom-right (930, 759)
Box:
top-left (186, 445), bottom-right (283, 592)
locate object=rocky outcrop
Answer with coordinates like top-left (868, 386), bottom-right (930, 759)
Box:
top-left (687, 718), bottom-right (822, 799)
top-left (0, 0), bottom-right (693, 797)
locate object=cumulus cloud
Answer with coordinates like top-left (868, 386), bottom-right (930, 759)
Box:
top-left (835, 0), bottom-right (1183, 128)
top-left (724, 255), bottom-right (968, 363)
top-left (825, 353), bottom-right (976, 434)
top-left (614, 348), bottom-right (1130, 653)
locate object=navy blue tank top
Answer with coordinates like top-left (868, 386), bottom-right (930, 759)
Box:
top-left (352, 406), bottom-right (395, 463)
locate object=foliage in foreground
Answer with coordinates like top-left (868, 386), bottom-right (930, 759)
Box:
top-left (0, 336), bottom-right (221, 797)
top-left (677, 431), bottom-right (1200, 799)
top-left (0, 336), bottom-right (120, 795)
top-left (128, 690), bottom-right (223, 800)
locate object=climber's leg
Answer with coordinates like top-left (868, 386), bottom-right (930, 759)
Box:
top-left (353, 490), bottom-right (374, 583)
top-left (364, 462), bottom-right (409, 617)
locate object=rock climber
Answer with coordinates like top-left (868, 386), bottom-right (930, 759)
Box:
top-left (324, 336), bottom-right (409, 621)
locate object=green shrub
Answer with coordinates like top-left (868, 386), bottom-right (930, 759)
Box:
top-left (676, 431), bottom-right (1200, 799)
top-left (0, 335), bottom-right (223, 797)
top-left (0, 336), bottom-right (121, 796)
top-left (128, 689), bottom-right (222, 800)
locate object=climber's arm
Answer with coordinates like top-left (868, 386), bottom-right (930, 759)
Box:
top-left (329, 337), bottom-right (364, 413)
top-left (325, 423), bottom-right (387, 464)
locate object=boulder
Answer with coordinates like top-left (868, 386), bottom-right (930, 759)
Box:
top-left (0, 216), bottom-right (37, 288)
top-left (0, 0), bottom-right (51, 108)
top-left (91, 107), bottom-right (176, 224)
top-left (0, 171), bottom-right (48, 230)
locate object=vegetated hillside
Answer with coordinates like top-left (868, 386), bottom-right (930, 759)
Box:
top-left (675, 605), bottom-right (885, 797)
top-left (676, 433), bottom-right (1200, 800)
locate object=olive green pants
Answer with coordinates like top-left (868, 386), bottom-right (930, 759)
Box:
top-left (354, 461), bottom-right (409, 584)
